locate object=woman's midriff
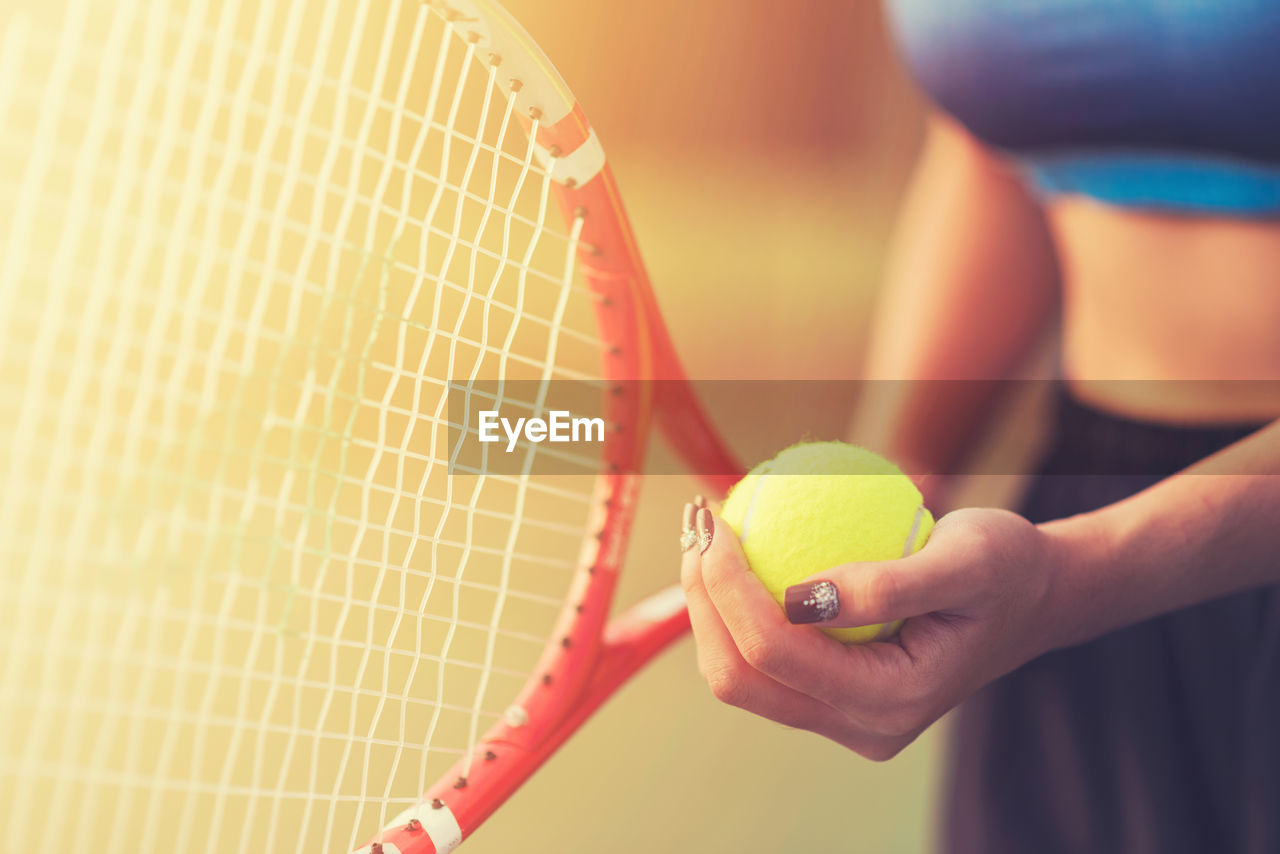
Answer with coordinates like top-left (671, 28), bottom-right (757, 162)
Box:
top-left (1047, 198), bottom-right (1280, 425)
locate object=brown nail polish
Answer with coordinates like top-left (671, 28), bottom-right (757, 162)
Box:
top-left (693, 494), bottom-right (707, 509)
top-left (784, 580), bottom-right (840, 624)
top-left (696, 507), bottom-right (714, 554)
top-left (680, 503), bottom-right (697, 552)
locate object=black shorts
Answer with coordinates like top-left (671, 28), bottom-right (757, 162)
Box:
top-left (943, 387), bottom-right (1280, 854)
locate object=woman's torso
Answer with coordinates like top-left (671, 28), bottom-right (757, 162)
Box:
top-left (888, 0), bottom-right (1280, 422)
top-left (1049, 203), bottom-right (1280, 422)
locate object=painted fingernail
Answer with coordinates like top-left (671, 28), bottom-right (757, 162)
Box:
top-left (680, 502), bottom-right (698, 552)
top-left (784, 581), bottom-right (840, 624)
top-left (696, 507), bottom-right (714, 554)
top-left (693, 494), bottom-right (707, 509)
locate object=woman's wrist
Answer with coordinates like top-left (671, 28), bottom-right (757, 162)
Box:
top-left (1034, 508), bottom-right (1126, 654)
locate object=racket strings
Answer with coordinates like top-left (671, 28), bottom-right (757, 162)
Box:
top-left (0, 570), bottom-right (562, 660)
top-left (0, 373), bottom-right (603, 525)
top-left (0, 0), bottom-right (608, 851)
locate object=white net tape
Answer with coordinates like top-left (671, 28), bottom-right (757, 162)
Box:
top-left (0, 0), bottom-right (604, 849)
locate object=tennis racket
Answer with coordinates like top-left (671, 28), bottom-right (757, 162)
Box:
top-left (0, 0), bottom-right (742, 851)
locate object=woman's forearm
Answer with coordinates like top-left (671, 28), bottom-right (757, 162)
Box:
top-left (1040, 418), bottom-right (1280, 651)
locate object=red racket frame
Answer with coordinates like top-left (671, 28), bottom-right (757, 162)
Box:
top-left (358, 4), bottom-right (742, 851)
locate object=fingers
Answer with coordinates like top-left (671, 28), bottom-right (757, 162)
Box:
top-left (682, 503), bottom-right (1039, 762)
top-left (695, 514), bottom-right (845, 690)
top-left (679, 499), bottom-right (851, 735)
top-left (694, 511), bottom-right (915, 713)
top-left (783, 510), bottom-right (990, 629)
top-left (680, 501), bottom-right (970, 760)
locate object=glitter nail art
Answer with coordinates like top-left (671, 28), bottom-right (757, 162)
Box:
top-left (696, 507), bottom-right (714, 554)
top-left (784, 580), bottom-right (840, 624)
top-left (680, 502), bottom-right (698, 552)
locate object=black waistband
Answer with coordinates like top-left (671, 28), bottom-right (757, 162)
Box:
top-left (1041, 386), bottom-right (1271, 476)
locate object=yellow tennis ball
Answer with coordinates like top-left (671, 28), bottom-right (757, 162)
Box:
top-left (720, 441), bottom-right (933, 643)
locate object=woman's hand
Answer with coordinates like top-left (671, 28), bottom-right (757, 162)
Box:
top-left (679, 498), bottom-right (1060, 760)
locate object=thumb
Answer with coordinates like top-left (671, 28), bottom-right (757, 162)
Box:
top-left (781, 512), bottom-right (982, 628)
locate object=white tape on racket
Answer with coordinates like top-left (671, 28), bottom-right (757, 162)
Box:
top-left (440, 0), bottom-right (575, 125)
top-left (540, 129), bottom-right (607, 187)
top-left (359, 803), bottom-right (464, 854)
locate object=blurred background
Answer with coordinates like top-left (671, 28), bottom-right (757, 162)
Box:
top-left (473, 1), bottom-right (946, 852)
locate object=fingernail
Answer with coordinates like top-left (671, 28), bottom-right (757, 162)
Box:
top-left (680, 502), bottom-right (698, 552)
top-left (784, 581), bottom-right (840, 624)
top-left (693, 494), bottom-right (707, 509)
top-left (696, 507), bottom-right (714, 554)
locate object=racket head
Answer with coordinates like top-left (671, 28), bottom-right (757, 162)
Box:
top-left (359, 2), bottom-right (708, 850)
top-left (0, 0), bottom-right (724, 851)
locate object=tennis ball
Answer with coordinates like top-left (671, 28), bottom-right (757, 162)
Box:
top-left (720, 441), bottom-right (933, 643)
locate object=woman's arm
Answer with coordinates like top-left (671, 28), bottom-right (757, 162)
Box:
top-left (1041, 419), bottom-right (1280, 650)
top-left (681, 423), bottom-right (1280, 761)
top-left (851, 114), bottom-right (1060, 480)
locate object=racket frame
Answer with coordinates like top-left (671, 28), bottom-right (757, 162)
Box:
top-left (358, 3), bottom-right (740, 852)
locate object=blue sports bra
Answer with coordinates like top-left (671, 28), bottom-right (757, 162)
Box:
top-left (886, 0), bottom-right (1280, 216)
